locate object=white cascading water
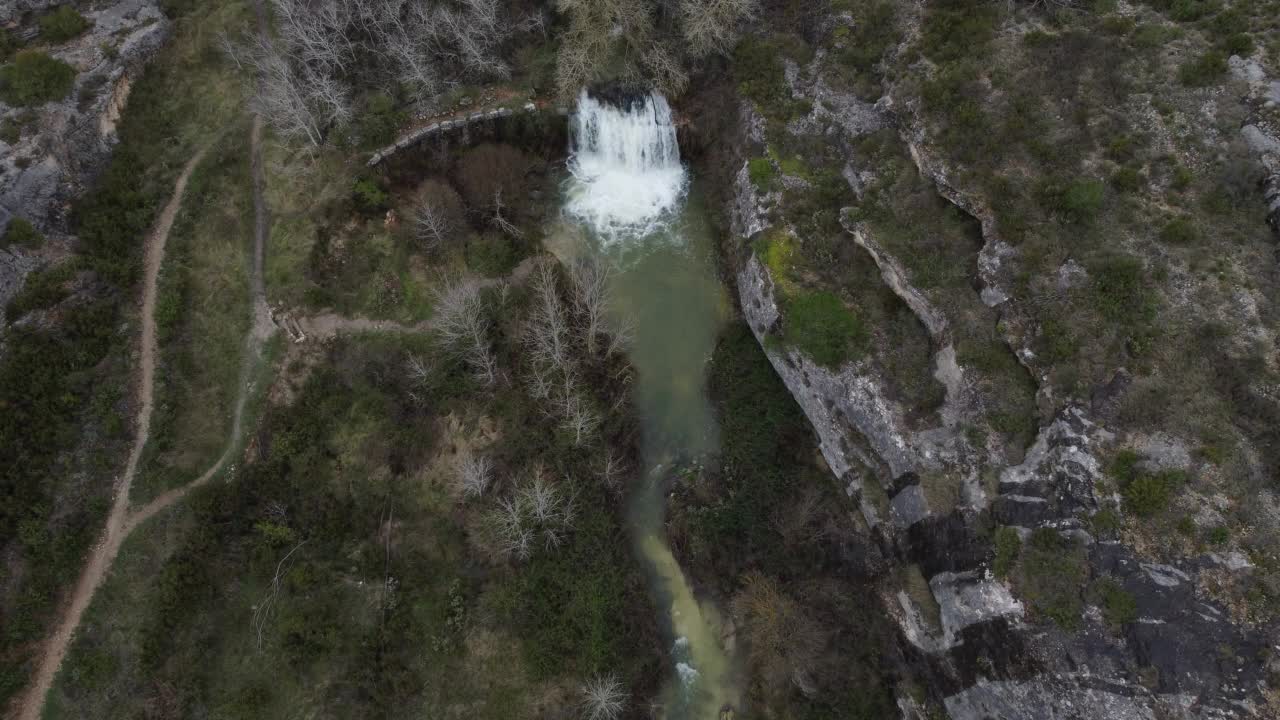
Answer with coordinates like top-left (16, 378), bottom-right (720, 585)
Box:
top-left (565, 89), bottom-right (688, 237)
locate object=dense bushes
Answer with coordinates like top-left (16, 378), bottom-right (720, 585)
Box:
top-left (39, 6), bottom-right (91, 43)
top-left (1109, 450), bottom-right (1187, 516)
top-left (693, 323), bottom-right (816, 572)
top-left (919, 0), bottom-right (1000, 63)
top-left (1090, 253), bottom-right (1155, 328)
top-left (0, 51), bottom-right (76, 107)
top-left (72, 146), bottom-right (155, 284)
top-left (1178, 49), bottom-right (1227, 86)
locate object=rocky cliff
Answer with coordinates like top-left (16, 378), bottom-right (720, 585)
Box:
top-left (0, 0), bottom-right (170, 309)
top-left (715, 4), bottom-right (1280, 715)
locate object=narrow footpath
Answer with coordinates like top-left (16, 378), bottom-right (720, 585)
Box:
top-left (12, 116), bottom-right (275, 720)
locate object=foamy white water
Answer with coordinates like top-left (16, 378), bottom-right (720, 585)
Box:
top-left (565, 89), bottom-right (688, 237)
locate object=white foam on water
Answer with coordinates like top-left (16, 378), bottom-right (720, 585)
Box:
top-left (565, 89), bottom-right (688, 240)
top-left (676, 662), bottom-right (701, 687)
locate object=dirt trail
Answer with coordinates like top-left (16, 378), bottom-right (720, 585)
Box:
top-left (13, 113), bottom-right (277, 720)
top-left (12, 148), bottom-right (208, 720)
top-left (129, 116), bottom-right (274, 531)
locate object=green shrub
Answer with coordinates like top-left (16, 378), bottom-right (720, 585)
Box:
top-left (733, 37), bottom-right (791, 118)
top-left (1040, 178), bottom-right (1105, 224)
top-left (465, 232), bottom-right (518, 277)
top-left (993, 526), bottom-right (1021, 578)
top-left (1207, 525), bottom-right (1229, 544)
top-left (1179, 50), bottom-right (1227, 86)
top-left (1171, 165), bottom-right (1193, 190)
top-left (1167, 0), bottom-right (1214, 22)
top-left (782, 290), bottom-right (868, 367)
top-left (4, 261), bottom-right (77, 322)
top-left (1109, 453), bottom-right (1186, 517)
top-left (919, 0), bottom-right (1000, 63)
top-left (39, 6), bottom-right (91, 43)
top-left (748, 157), bottom-right (775, 191)
top-left (836, 1), bottom-right (900, 95)
top-left (1019, 528), bottom-right (1086, 629)
top-left (351, 93), bottom-right (405, 149)
top-left (1159, 216), bottom-right (1198, 244)
top-left (1, 218), bottom-right (43, 250)
top-left (0, 51), bottom-right (77, 107)
top-left (1110, 166), bottom-right (1143, 193)
top-left (1094, 577), bottom-right (1138, 627)
top-left (352, 177), bottom-right (388, 213)
top-left (1221, 33), bottom-right (1254, 56)
top-left (1059, 179), bottom-right (1105, 222)
top-left (1091, 508), bottom-right (1121, 537)
top-left (1091, 254), bottom-right (1148, 323)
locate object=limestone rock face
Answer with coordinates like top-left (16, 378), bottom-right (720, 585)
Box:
top-left (0, 0), bottom-right (170, 310)
top-left (0, 1), bottom-right (59, 26)
top-left (720, 45), bottom-right (1274, 720)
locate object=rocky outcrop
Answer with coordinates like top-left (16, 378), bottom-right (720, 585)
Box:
top-left (1228, 55), bottom-right (1280, 236)
top-left (0, 1), bottom-right (59, 26)
top-left (0, 0), bottom-right (170, 310)
top-left (721, 46), bottom-right (1273, 720)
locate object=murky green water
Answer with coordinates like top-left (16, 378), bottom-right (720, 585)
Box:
top-left (548, 187), bottom-right (738, 719)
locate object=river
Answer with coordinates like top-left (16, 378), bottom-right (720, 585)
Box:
top-left (547, 90), bottom-right (739, 719)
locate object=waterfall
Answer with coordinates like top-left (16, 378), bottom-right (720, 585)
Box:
top-left (565, 89), bottom-right (688, 238)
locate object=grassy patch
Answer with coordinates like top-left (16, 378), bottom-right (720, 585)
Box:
top-left (748, 157), bottom-right (775, 192)
top-left (131, 127), bottom-right (254, 505)
top-left (1016, 528), bottom-right (1087, 629)
top-left (781, 290), bottom-right (868, 368)
top-left (993, 526), bottom-right (1021, 578)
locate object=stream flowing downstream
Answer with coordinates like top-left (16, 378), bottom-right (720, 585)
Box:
top-left (552, 91), bottom-right (737, 719)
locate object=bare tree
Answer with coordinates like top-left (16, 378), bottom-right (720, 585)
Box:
top-left (527, 260), bottom-right (572, 371)
top-left (490, 189), bottom-right (524, 238)
top-left (580, 674), bottom-right (627, 720)
top-left (432, 275), bottom-right (498, 385)
top-left (457, 453), bottom-right (493, 497)
top-left (732, 571), bottom-right (824, 697)
top-left (569, 256), bottom-right (614, 355)
top-left (251, 540), bottom-right (308, 649)
top-left (553, 0), bottom-right (660, 98)
top-left (559, 375), bottom-right (600, 446)
top-left (228, 26), bottom-right (351, 146)
top-left (411, 179), bottom-right (465, 249)
top-left (486, 467), bottom-right (576, 560)
top-left (679, 0), bottom-right (761, 58)
top-left (599, 449), bottom-right (626, 493)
